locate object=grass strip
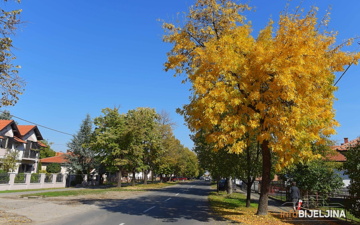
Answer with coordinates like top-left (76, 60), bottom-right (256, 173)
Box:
top-left (0, 188), bottom-right (65, 194)
top-left (21, 182), bottom-right (178, 198)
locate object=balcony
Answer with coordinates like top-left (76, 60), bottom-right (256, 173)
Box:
top-left (23, 150), bottom-right (38, 159)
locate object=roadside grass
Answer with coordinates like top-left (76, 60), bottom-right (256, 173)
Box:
top-left (209, 191), bottom-right (283, 224)
top-left (0, 188), bottom-right (65, 194)
top-left (209, 191), bottom-right (345, 225)
top-left (21, 182), bottom-right (178, 198)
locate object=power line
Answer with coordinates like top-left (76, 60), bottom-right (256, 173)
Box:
top-left (0, 110), bottom-right (73, 136)
top-left (334, 43), bottom-right (360, 86)
top-left (334, 64), bottom-right (352, 86)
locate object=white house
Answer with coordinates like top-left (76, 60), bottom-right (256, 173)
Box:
top-left (0, 120), bottom-right (46, 173)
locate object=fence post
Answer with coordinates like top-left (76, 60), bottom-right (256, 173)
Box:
top-left (52, 174), bottom-right (56, 187)
top-left (8, 172), bottom-right (15, 190)
top-left (63, 174), bottom-right (67, 187)
top-left (307, 191), bottom-right (309, 208)
top-left (25, 173), bottom-right (31, 189)
top-left (39, 173), bottom-right (45, 188)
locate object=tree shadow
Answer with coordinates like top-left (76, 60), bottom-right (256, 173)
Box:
top-left (73, 181), bottom-right (227, 223)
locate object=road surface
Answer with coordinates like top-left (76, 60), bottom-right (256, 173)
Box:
top-left (39, 180), bottom-right (229, 225)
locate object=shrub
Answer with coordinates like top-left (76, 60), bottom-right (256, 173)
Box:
top-left (0, 170), bottom-right (9, 184)
top-left (39, 170), bottom-right (47, 173)
top-left (30, 173), bottom-right (40, 182)
top-left (14, 173), bottom-right (26, 183)
top-left (46, 163), bottom-right (61, 173)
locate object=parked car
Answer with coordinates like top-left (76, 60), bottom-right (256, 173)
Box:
top-left (205, 177), bottom-right (211, 181)
top-left (171, 177), bottom-right (179, 182)
top-left (178, 177), bottom-right (187, 181)
top-left (162, 177), bottom-right (171, 182)
top-left (219, 179), bottom-right (226, 190)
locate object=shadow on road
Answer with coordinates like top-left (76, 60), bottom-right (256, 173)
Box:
top-left (76, 181), bottom-right (226, 223)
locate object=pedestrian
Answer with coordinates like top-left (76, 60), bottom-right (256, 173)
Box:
top-left (289, 182), bottom-right (300, 211)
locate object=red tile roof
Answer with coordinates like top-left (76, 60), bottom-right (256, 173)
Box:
top-left (327, 137), bottom-right (360, 162)
top-left (55, 152), bottom-right (64, 156)
top-left (0, 120), bottom-right (13, 132)
top-left (333, 137), bottom-right (360, 151)
top-left (41, 153), bottom-right (69, 164)
top-left (14, 136), bottom-right (26, 143)
top-left (327, 151), bottom-right (347, 162)
top-left (17, 125), bottom-right (36, 136)
top-left (37, 141), bottom-right (47, 147)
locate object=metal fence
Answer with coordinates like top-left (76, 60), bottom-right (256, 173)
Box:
top-left (56, 174), bottom-right (63, 182)
top-left (268, 181), bottom-right (359, 223)
top-left (0, 173), bottom-right (9, 184)
top-left (44, 174), bottom-right (52, 183)
top-left (30, 174), bottom-right (40, 183)
top-left (14, 173), bottom-right (26, 183)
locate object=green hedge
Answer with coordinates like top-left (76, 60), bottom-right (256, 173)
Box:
top-left (14, 173), bottom-right (26, 183)
top-left (0, 170), bottom-right (9, 184)
top-left (46, 163), bottom-right (61, 173)
top-left (30, 173), bottom-right (40, 183)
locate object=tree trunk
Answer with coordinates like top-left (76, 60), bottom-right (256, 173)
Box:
top-left (117, 168), bottom-right (122, 188)
top-left (151, 172), bottom-right (154, 184)
top-left (132, 170), bottom-right (136, 186)
top-left (217, 176), bottom-right (220, 195)
top-left (246, 177), bottom-right (252, 207)
top-left (226, 177), bottom-right (233, 195)
top-left (144, 170), bottom-right (148, 185)
top-left (160, 174), bottom-right (163, 183)
top-left (256, 140), bottom-right (271, 215)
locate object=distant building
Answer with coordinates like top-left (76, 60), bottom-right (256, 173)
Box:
top-left (327, 137), bottom-right (359, 187)
top-left (40, 151), bottom-right (70, 174)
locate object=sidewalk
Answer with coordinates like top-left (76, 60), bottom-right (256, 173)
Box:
top-left (234, 188), bottom-right (293, 213)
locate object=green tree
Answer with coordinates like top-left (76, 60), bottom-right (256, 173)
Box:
top-left (0, 149), bottom-right (18, 172)
top-left (233, 133), bottom-right (263, 207)
top-left (0, 110), bottom-right (11, 120)
top-left (39, 140), bottom-right (56, 159)
top-left (183, 148), bottom-right (199, 178)
top-left (193, 129), bottom-right (237, 195)
top-left (124, 108), bottom-right (160, 186)
top-left (280, 160), bottom-right (343, 194)
top-left (343, 141), bottom-right (360, 218)
top-left (153, 111), bottom-right (179, 182)
top-left (46, 163), bottom-right (61, 173)
top-left (65, 114), bottom-right (98, 175)
top-left (92, 107), bottom-right (129, 187)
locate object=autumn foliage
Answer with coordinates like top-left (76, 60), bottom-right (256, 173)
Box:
top-left (163, 0), bottom-right (360, 215)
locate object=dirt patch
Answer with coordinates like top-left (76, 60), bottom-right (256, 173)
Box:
top-left (0, 211), bottom-right (31, 224)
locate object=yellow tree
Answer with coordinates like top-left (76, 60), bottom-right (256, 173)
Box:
top-left (162, 0), bottom-right (360, 215)
top-left (0, 0), bottom-right (25, 106)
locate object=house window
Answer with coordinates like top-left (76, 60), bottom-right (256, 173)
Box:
top-left (1, 137), bottom-right (9, 148)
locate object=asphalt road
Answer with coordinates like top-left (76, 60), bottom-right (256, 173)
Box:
top-left (39, 180), bottom-right (229, 225)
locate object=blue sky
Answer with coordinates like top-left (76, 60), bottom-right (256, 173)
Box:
top-left (2, 0), bottom-right (360, 152)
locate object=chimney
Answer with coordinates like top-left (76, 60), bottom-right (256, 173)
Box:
top-left (67, 149), bottom-right (70, 153)
top-left (344, 138), bottom-right (349, 144)
top-left (341, 143), bottom-right (344, 146)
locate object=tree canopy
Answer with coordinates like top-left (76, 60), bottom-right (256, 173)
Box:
top-left (162, 0), bottom-right (360, 214)
top-left (0, 0), bottom-right (26, 106)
